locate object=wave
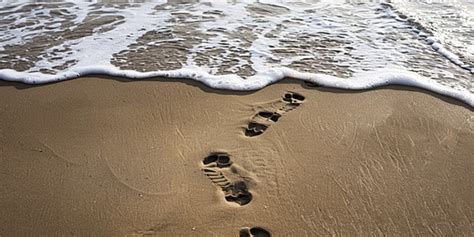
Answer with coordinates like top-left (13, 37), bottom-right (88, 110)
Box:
top-left (381, 2), bottom-right (473, 74)
top-left (0, 1), bottom-right (473, 107)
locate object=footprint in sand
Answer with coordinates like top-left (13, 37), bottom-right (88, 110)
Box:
top-left (245, 91), bottom-right (305, 137)
top-left (240, 227), bottom-right (271, 237)
top-left (202, 153), bottom-right (252, 206)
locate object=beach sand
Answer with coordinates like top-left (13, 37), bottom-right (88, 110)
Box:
top-left (0, 77), bottom-right (473, 236)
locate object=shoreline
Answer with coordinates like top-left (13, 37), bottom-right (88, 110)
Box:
top-left (1, 75), bottom-right (472, 110)
top-left (1, 67), bottom-right (473, 107)
top-left (1, 76), bottom-right (473, 236)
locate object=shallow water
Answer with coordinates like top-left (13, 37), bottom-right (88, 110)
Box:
top-left (0, 0), bottom-right (473, 105)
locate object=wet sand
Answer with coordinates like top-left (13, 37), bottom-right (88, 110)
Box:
top-left (0, 77), bottom-right (473, 236)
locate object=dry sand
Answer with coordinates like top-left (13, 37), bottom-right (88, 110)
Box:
top-left (0, 77), bottom-right (473, 236)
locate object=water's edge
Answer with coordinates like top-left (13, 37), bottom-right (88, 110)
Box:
top-left (1, 66), bottom-right (472, 107)
top-left (1, 1), bottom-right (472, 107)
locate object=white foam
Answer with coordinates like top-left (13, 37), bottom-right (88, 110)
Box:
top-left (0, 1), bottom-right (473, 107)
top-left (427, 39), bottom-right (472, 72)
top-left (386, 1), bottom-right (474, 73)
top-left (0, 2), bottom-right (92, 51)
top-left (33, 2), bottom-right (168, 70)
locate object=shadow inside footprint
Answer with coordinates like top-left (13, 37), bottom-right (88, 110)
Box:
top-left (224, 181), bottom-right (252, 206)
top-left (245, 122), bottom-right (268, 137)
top-left (240, 227), bottom-right (271, 237)
top-left (258, 111), bottom-right (281, 122)
top-left (203, 153), bottom-right (232, 168)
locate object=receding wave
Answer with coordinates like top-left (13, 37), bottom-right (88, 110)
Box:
top-left (382, 1), bottom-right (473, 73)
top-left (0, 0), bottom-right (473, 106)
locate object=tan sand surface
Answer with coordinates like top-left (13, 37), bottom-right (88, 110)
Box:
top-left (0, 77), bottom-right (473, 236)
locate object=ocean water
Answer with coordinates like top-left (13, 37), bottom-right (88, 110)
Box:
top-left (0, 0), bottom-right (473, 106)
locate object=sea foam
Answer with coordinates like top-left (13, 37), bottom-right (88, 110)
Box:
top-left (0, 0), bottom-right (472, 106)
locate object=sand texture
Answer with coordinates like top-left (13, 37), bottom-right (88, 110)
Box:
top-left (0, 77), bottom-right (473, 236)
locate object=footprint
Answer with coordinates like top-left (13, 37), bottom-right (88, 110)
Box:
top-left (244, 91), bottom-right (305, 137)
top-left (202, 153), bottom-right (252, 206)
top-left (240, 227), bottom-right (271, 237)
top-left (257, 111), bottom-right (281, 122)
top-left (245, 122), bottom-right (268, 137)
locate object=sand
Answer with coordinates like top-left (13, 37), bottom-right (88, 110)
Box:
top-left (0, 77), bottom-right (473, 236)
